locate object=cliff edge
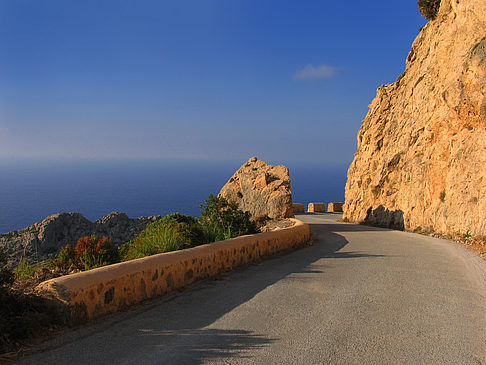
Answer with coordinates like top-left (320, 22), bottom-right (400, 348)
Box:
top-left (344, 0), bottom-right (486, 236)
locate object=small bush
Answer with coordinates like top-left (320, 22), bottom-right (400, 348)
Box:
top-left (418, 0), bottom-right (441, 20)
top-left (52, 244), bottom-right (75, 271)
top-left (52, 236), bottom-right (119, 272)
top-left (120, 216), bottom-right (201, 261)
top-left (118, 200), bottom-right (258, 261)
top-left (440, 190), bottom-right (446, 203)
top-left (158, 213), bottom-right (205, 244)
top-left (159, 212), bottom-right (197, 225)
top-left (15, 261), bottom-right (51, 281)
top-left (0, 247), bottom-right (14, 291)
top-left (198, 194), bottom-right (258, 242)
top-left (74, 235), bottom-right (119, 271)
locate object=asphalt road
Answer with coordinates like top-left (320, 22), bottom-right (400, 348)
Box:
top-left (17, 213), bottom-right (486, 364)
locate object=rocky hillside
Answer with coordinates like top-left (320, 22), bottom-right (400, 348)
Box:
top-left (0, 212), bottom-right (161, 265)
top-left (344, 0), bottom-right (486, 236)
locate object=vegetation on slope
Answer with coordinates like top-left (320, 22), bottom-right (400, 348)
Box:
top-left (0, 194), bottom-right (259, 356)
top-left (418, 0), bottom-right (441, 20)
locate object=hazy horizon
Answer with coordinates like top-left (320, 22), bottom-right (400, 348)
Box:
top-left (0, 1), bottom-right (428, 232)
top-left (0, 159), bottom-right (348, 233)
top-left (0, 1), bottom-right (427, 165)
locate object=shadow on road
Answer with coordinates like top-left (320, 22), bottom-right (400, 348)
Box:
top-left (20, 218), bottom-right (385, 364)
top-left (132, 328), bottom-right (277, 364)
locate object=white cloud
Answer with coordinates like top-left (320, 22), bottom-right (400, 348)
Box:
top-left (293, 64), bottom-right (338, 80)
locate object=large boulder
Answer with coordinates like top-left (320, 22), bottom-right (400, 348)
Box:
top-left (343, 0), bottom-right (486, 236)
top-left (219, 157), bottom-right (294, 220)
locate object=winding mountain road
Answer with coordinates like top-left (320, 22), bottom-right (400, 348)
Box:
top-left (18, 213), bottom-right (486, 364)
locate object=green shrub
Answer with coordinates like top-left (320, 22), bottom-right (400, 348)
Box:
top-left (15, 261), bottom-right (48, 281)
top-left (157, 213), bottom-right (205, 244)
top-left (418, 0), bottom-right (441, 20)
top-left (159, 212), bottom-right (197, 225)
top-left (74, 235), bottom-right (119, 271)
top-left (0, 247), bottom-right (14, 290)
top-left (52, 244), bottom-right (75, 271)
top-left (120, 215), bottom-right (202, 261)
top-left (440, 190), bottom-right (446, 203)
top-left (119, 206), bottom-right (254, 261)
top-left (198, 194), bottom-right (258, 242)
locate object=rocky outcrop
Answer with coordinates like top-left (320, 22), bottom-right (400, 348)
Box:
top-left (0, 212), bottom-right (161, 265)
top-left (344, 0), bottom-right (486, 236)
top-left (219, 157), bottom-right (293, 220)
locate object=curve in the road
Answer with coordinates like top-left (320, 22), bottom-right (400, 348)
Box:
top-left (17, 213), bottom-right (486, 364)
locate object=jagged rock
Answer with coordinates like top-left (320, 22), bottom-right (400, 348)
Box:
top-left (0, 212), bottom-right (161, 265)
top-left (219, 157), bottom-right (293, 220)
top-left (344, 0), bottom-right (486, 236)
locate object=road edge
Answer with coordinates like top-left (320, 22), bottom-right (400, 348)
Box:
top-left (36, 218), bottom-right (310, 324)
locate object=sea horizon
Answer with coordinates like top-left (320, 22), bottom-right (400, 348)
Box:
top-left (0, 158), bottom-right (349, 234)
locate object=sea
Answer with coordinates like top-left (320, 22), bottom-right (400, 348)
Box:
top-left (0, 159), bottom-right (349, 234)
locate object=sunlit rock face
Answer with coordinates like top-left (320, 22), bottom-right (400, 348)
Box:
top-left (344, 0), bottom-right (486, 236)
top-left (219, 157), bottom-right (293, 221)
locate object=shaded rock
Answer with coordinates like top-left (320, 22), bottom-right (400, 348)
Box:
top-left (363, 206), bottom-right (405, 231)
top-left (344, 0), bottom-right (486, 236)
top-left (292, 203), bottom-right (305, 213)
top-left (94, 212), bottom-right (159, 244)
top-left (36, 213), bottom-right (93, 254)
top-left (0, 212), bottom-right (161, 265)
top-left (219, 157), bottom-right (293, 220)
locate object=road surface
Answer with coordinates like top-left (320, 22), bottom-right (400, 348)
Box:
top-left (17, 213), bottom-right (486, 364)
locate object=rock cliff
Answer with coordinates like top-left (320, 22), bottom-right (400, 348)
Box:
top-left (344, 0), bottom-right (486, 236)
top-left (0, 212), bottom-right (161, 265)
top-left (219, 157), bottom-right (294, 220)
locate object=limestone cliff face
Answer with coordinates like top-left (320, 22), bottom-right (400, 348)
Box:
top-left (344, 0), bottom-right (486, 236)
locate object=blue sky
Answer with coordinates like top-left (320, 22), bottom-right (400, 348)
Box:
top-left (0, 1), bottom-right (427, 166)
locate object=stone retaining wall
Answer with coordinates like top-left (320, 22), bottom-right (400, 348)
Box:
top-left (292, 203), bottom-right (305, 213)
top-left (307, 203), bottom-right (326, 213)
top-left (328, 203), bottom-right (343, 212)
top-left (37, 219), bottom-right (310, 325)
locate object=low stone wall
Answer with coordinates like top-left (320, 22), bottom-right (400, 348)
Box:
top-left (292, 203), bottom-right (305, 213)
top-left (37, 219), bottom-right (310, 325)
top-left (328, 202), bottom-right (343, 212)
top-left (307, 203), bottom-right (326, 213)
